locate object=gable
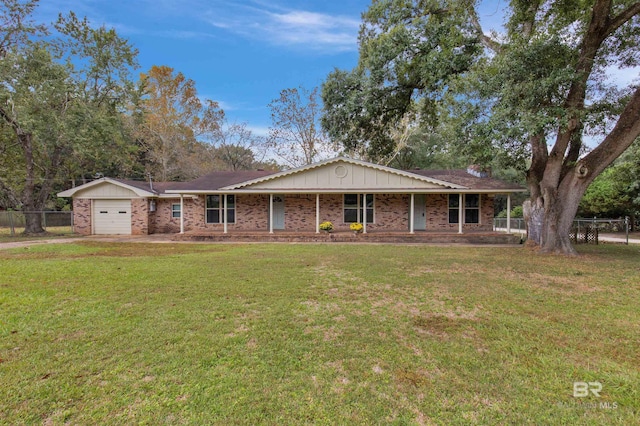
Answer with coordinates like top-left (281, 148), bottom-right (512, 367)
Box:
top-left (230, 159), bottom-right (461, 191)
top-left (58, 179), bottom-right (152, 198)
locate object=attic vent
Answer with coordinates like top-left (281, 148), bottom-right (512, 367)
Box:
top-left (467, 165), bottom-right (491, 178)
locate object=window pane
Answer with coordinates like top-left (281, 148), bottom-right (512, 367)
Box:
top-left (206, 209), bottom-right (220, 224)
top-left (227, 209), bottom-right (235, 223)
top-left (226, 194), bottom-right (235, 208)
top-left (364, 194), bottom-right (374, 208)
top-left (465, 209), bottom-right (479, 224)
top-left (366, 208), bottom-right (374, 224)
top-left (344, 194), bottom-right (358, 207)
top-left (449, 209), bottom-right (459, 224)
top-left (207, 195), bottom-right (220, 209)
top-left (465, 194), bottom-right (479, 208)
top-left (448, 194), bottom-right (459, 208)
top-left (344, 208), bottom-right (358, 223)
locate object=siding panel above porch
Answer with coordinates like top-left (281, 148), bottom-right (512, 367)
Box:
top-left (228, 160), bottom-right (460, 192)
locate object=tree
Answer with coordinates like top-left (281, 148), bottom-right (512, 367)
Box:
top-left (0, 2), bottom-right (138, 233)
top-left (267, 86), bottom-right (335, 168)
top-left (322, 0), bottom-right (640, 254)
top-left (579, 140), bottom-right (640, 223)
top-left (209, 121), bottom-right (269, 171)
top-left (135, 65), bottom-right (224, 181)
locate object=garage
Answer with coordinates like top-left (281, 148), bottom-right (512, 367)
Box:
top-left (93, 199), bottom-right (132, 234)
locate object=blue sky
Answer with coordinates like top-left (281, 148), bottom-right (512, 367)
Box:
top-left (36, 1), bottom-right (636, 141)
top-left (37, 0), bottom-right (374, 137)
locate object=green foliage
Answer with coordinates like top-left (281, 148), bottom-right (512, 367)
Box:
top-left (497, 205), bottom-right (524, 218)
top-left (0, 1), bottom-right (139, 225)
top-left (580, 140), bottom-right (640, 217)
top-left (321, 0), bottom-right (482, 162)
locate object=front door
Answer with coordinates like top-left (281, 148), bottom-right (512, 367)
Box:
top-left (272, 195), bottom-right (285, 230)
top-left (413, 194), bottom-right (427, 231)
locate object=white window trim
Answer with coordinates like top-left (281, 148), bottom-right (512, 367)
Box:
top-left (343, 194), bottom-right (375, 224)
top-left (448, 194), bottom-right (481, 224)
top-left (205, 194), bottom-right (236, 224)
top-left (171, 203), bottom-right (181, 218)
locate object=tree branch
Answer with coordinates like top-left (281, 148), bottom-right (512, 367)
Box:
top-left (605, 1), bottom-right (640, 37)
top-left (468, 6), bottom-right (501, 53)
top-left (582, 85), bottom-right (640, 182)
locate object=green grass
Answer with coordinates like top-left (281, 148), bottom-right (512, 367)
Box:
top-left (1, 242), bottom-right (638, 425)
top-left (0, 226), bottom-right (75, 242)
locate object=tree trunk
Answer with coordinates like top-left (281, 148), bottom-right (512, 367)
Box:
top-left (525, 172), bottom-right (590, 255)
top-left (23, 211), bottom-right (45, 234)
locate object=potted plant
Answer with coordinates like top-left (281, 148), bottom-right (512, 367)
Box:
top-left (319, 221), bottom-right (333, 233)
top-left (350, 222), bottom-right (363, 234)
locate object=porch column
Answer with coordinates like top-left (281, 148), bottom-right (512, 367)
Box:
top-left (316, 193), bottom-right (320, 233)
top-left (223, 194), bottom-right (228, 234)
top-left (269, 194), bottom-right (274, 234)
top-left (362, 193), bottom-right (367, 234)
top-left (179, 194), bottom-right (184, 234)
top-left (409, 193), bottom-right (415, 234)
top-left (506, 193), bottom-right (512, 233)
top-left (458, 193), bottom-right (464, 234)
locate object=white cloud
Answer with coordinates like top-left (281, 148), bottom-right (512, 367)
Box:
top-left (202, 4), bottom-right (360, 53)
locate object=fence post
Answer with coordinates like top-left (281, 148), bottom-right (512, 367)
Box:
top-left (625, 216), bottom-right (629, 245)
top-left (9, 211), bottom-right (15, 237)
top-left (43, 211), bottom-right (47, 230)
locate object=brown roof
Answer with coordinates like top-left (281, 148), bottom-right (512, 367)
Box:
top-left (409, 169), bottom-right (525, 191)
top-left (115, 170), bottom-right (277, 194)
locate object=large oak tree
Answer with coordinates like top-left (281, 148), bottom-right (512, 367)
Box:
top-left (322, 0), bottom-right (640, 254)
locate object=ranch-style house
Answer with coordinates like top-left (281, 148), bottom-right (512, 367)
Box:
top-left (58, 156), bottom-right (525, 238)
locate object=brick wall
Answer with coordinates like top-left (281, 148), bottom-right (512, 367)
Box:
top-left (72, 199), bottom-right (92, 235)
top-left (131, 198), bottom-right (149, 235)
top-left (145, 192), bottom-right (495, 234)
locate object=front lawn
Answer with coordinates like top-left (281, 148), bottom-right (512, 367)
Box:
top-left (1, 243), bottom-right (638, 424)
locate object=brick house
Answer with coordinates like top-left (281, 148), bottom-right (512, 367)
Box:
top-left (58, 157), bottom-right (525, 236)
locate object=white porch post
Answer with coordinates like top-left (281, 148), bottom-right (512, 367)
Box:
top-left (362, 193), bottom-right (367, 234)
top-left (223, 194), bottom-right (228, 234)
top-left (409, 193), bottom-right (415, 234)
top-left (269, 194), bottom-right (274, 234)
top-left (458, 193), bottom-right (464, 234)
top-left (179, 194), bottom-right (184, 234)
top-left (506, 193), bottom-right (512, 234)
top-left (315, 193), bottom-right (320, 233)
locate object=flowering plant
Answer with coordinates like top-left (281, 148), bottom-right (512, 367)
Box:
top-left (350, 222), bottom-right (363, 233)
top-left (319, 221), bottom-right (333, 231)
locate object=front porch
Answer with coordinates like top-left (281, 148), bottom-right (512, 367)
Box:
top-left (172, 229), bottom-right (522, 245)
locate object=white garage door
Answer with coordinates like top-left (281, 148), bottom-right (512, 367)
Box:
top-left (93, 200), bottom-right (132, 235)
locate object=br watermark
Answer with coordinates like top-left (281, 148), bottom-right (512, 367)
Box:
top-left (556, 381), bottom-right (619, 410)
top-left (573, 381), bottom-right (602, 398)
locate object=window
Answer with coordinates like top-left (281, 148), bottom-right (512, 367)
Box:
top-left (171, 203), bottom-right (181, 218)
top-left (448, 194), bottom-right (460, 224)
top-left (206, 194), bottom-right (235, 224)
top-left (343, 194), bottom-right (374, 223)
top-left (464, 194), bottom-right (480, 224)
top-left (449, 194), bottom-right (480, 224)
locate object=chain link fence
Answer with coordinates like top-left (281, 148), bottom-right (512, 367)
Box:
top-left (0, 211), bottom-right (74, 236)
top-left (494, 217), bottom-right (632, 245)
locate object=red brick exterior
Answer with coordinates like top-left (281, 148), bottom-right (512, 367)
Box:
top-left (131, 198), bottom-right (149, 235)
top-left (72, 193), bottom-right (496, 235)
top-left (72, 199), bottom-right (92, 235)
